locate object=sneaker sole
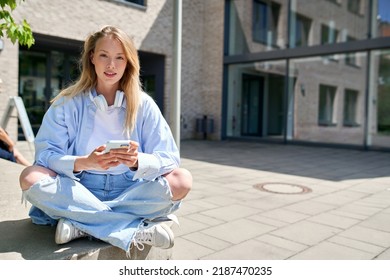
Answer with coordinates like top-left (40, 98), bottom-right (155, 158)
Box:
top-left (55, 219), bottom-right (88, 245)
top-left (160, 223), bottom-right (175, 249)
top-left (55, 219), bottom-right (68, 245)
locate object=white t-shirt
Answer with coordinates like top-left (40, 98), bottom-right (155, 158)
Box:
top-left (86, 105), bottom-right (129, 174)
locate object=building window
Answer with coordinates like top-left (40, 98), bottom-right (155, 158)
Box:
top-left (123, 0), bottom-right (145, 6)
top-left (376, 49), bottom-right (390, 135)
top-left (291, 13), bottom-right (312, 47)
top-left (343, 89), bottom-right (359, 126)
top-left (141, 75), bottom-right (156, 101)
top-left (347, 0), bottom-right (361, 15)
top-left (321, 23), bottom-right (339, 60)
top-left (318, 84), bottom-right (337, 126)
top-left (321, 23), bottom-right (338, 45)
top-left (252, 0), bottom-right (280, 46)
top-left (326, 0), bottom-right (340, 4)
top-left (345, 36), bottom-right (358, 66)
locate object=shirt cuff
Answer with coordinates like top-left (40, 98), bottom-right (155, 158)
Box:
top-left (49, 155), bottom-right (79, 180)
top-left (133, 152), bottom-right (161, 181)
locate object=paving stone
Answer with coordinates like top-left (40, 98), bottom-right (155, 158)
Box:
top-left (328, 236), bottom-right (385, 254)
top-left (247, 214), bottom-right (289, 228)
top-left (375, 248), bottom-right (390, 260)
top-left (181, 232), bottom-right (232, 251)
top-left (359, 212), bottom-right (390, 232)
top-left (271, 221), bottom-right (341, 246)
top-left (200, 204), bottom-right (261, 222)
top-left (289, 241), bottom-right (375, 260)
top-left (172, 237), bottom-right (215, 260)
top-left (337, 203), bottom-right (382, 217)
top-left (202, 239), bottom-right (295, 260)
top-left (255, 234), bottom-right (308, 253)
top-left (339, 226), bottom-right (390, 247)
top-left (308, 212), bottom-right (360, 229)
top-left (171, 216), bottom-right (210, 237)
top-left (312, 190), bottom-right (369, 206)
top-left (201, 219), bottom-right (275, 244)
top-left (184, 213), bottom-right (225, 226)
top-left (261, 208), bottom-right (309, 224)
top-left (284, 200), bottom-right (336, 216)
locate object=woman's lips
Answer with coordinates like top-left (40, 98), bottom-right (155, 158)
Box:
top-left (104, 72), bottom-right (116, 78)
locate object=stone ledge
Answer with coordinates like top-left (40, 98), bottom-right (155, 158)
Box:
top-left (0, 159), bottom-right (172, 260)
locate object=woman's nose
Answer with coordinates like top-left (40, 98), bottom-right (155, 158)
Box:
top-left (106, 59), bottom-right (115, 68)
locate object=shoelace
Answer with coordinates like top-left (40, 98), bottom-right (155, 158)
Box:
top-left (72, 227), bottom-right (87, 239)
top-left (132, 227), bottom-right (153, 251)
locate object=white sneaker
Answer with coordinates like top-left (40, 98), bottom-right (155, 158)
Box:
top-left (133, 223), bottom-right (174, 250)
top-left (55, 218), bottom-right (88, 245)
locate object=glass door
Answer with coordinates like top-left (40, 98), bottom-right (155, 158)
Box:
top-left (241, 74), bottom-right (264, 136)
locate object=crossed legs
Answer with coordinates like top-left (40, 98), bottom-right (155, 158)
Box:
top-left (20, 165), bottom-right (192, 200)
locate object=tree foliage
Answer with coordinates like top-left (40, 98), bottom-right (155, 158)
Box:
top-left (0, 0), bottom-right (34, 48)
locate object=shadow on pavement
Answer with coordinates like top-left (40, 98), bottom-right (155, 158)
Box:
top-left (180, 140), bottom-right (390, 182)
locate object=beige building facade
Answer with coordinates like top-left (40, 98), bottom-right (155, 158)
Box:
top-left (0, 0), bottom-right (224, 142)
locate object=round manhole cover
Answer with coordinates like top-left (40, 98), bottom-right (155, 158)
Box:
top-left (253, 183), bottom-right (312, 195)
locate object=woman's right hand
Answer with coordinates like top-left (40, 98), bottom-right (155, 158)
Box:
top-left (73, 145), bottom-right (121, 172)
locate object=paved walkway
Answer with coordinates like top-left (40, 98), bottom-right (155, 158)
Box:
top-left (173, 140), bottom-right (390, 260)
top-left (5, 139), bottom-right (390, 259)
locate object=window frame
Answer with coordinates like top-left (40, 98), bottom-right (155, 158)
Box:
top-left (124, 0), bottom-right (146, 6)
top-left (347, 0), bottom-right (361, 15)
top-left (345, 36), bottom-right (359, 67)
top-left (318, 84), bottom-right (337, 126)
top-left (343, 88), bottom-right (360, 127)
top-left (291, 13), bottom-right (312, 48)
top-left (252, 0), bottom-right (281, 47)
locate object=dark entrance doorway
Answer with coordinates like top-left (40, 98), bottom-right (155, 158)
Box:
top-left (241, 74), bottom-right (264, 136)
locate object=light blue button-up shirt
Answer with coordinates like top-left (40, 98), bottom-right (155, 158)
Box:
top-left (34, 90), bottom-right (180, 181)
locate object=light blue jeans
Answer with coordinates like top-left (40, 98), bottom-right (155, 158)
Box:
top-left (23, 171), bottom-right (181, 252)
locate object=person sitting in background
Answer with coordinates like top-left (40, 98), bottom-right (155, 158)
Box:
top-left (0, 127), bottom-right (31, 166)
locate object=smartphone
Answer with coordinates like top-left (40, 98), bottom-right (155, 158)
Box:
top-left (104, 140), bottom-right (131, 153)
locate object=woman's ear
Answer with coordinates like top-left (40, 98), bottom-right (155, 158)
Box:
top-left (90, 52), bottom-right (94, 64)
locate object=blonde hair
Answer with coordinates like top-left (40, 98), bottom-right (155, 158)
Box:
top-left (52, 25), bottom-right (141, 134)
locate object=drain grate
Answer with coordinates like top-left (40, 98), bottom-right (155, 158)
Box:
top-left (253, 182), bottom-right (312, 195)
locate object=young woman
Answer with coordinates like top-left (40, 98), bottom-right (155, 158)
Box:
top-left (19, 26), bottom-right (192, 254)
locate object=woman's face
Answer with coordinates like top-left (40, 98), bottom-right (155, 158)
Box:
top-left (91, 35), bottom-right (127, 89)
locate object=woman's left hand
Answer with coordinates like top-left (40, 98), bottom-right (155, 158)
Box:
top-left (108, 141), bottom-right (139, 169)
